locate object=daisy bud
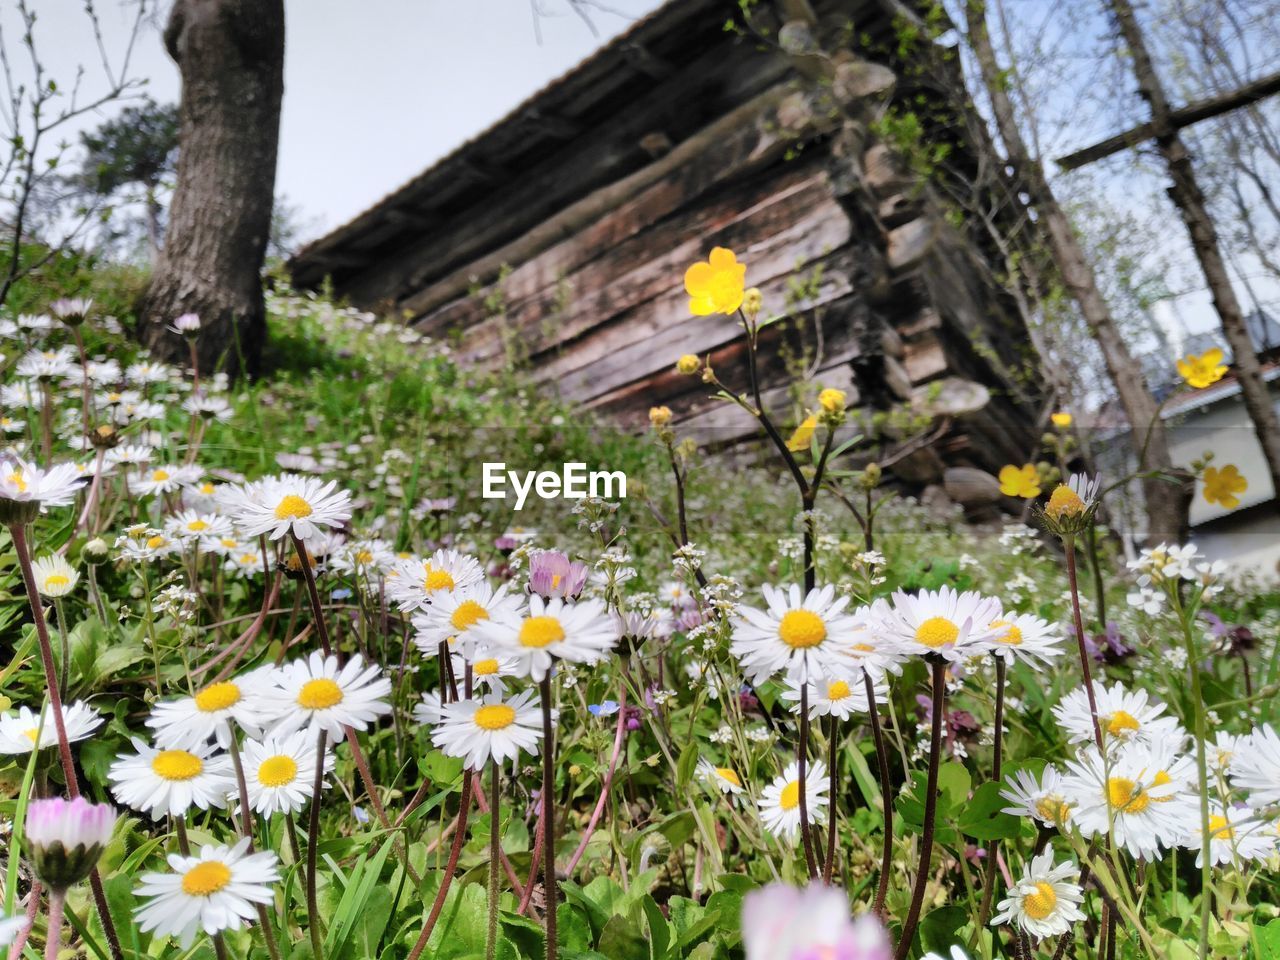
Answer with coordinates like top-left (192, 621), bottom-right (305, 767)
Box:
top-left (676, 354), bottom-right (701, 375)
top-left (649, 406), bottom-right (673, 428)
top-left (170, 313), bottom-right (201, 337)
top-left (82, 538), bottom-right (111, 565)
top-left (49, 298), bottom-right (92, 327)
top-left (89, 424), bottom-right (121, 450)
top-left (26, 797), bottom-right (117, 892)
top-left (32, 555), bottom-right (79, 598)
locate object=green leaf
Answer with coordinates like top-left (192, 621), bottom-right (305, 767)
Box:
top-left (676, 741), bottom-right (699, 790)
top-left (957, 781), bottom-right (1021, 840)
top-left (919, 906), bottom-right (968, 953)
top-left (642, 896), bottom-right (672, 960)
top-left (597, 914), bottom-right (648, 960)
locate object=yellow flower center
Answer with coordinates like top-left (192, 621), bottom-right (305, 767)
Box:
top-left (1106, 710), bottom-right (1140, 737)
top-left (1034, 796), bottom-right (1071, 823)
top-left (716, 767), bottom-right (741, 787)
top-left (473, 658), bottom-right (499, 676)
top-left (424, 566), bottom-right (456, 592)
top-left (146, 535), bottom-right (166, 549)
top-left (519, 616), bottom-right (565, 648)
top-left (23, 728), bottom-right (39, 743)
top-left (826, 680), bottom-right (851, 700)
top-left (1022, 882), bottom-right (1058, 920)
top-left (152, 750), bottom-right (203, 781)
top-left (853, 642), bottom-right (876, 653)
top-left (298, 678), bottom-right (344, 710)
top-left (915, 616), bottom-right (959, 649)
top-left (355, 549), bottom-right (374, 564)
top-left (1209, 814), bottom-right (1233, 840)
top-left (151, 469), bottom-right (170, 482)
top-left (237, 552), bottom-right (259, 566)
top-left (779, 780), bottom-right (801, 811)
top-left (1107, 777), bottom-right (1149, 814)
top-left (991, 620), bottom-right (1022, 645)
top-left (777, 610), bottom-right (827, 649)
top-left (1150, 770), bottom-right (1174, 801)
top-left (8, 470), bottom-right (27, 492)
top-left (181, 861), bottom-right (232, 896)
top-left (451, 600), bottom-right (488, 630)
top-left (186, 519), bottom-right (209, 532)
top-left (220, 537), bottom-right (239, 549)
top-left (194, 682), bottom-right (241, 713)
top-left (474, 704), bottom-right (517, 730)
top-left (258, 755), bottom-right (299, 787)
top-left (43, 574), bottom-right (70, 590)
top-left (1046, 485), bottom-right (1084, 520)
top-left (199, 483), bottom-right (215, 495)
top-left (274, 494), bottom-right (313, 520)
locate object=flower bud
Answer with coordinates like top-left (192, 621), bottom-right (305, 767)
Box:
top-left (818, 388), bottom-right (846, 415)
top-left (742, 287), bottom-right (763, 319)
top-left (649, 406), bottom-right (673, 428)
top-left (82, 538), bottom-right (111, 565)
top-left (676, 354), bottom-right (700, 375)
top-left (26, 797), bottom-right (116, 891)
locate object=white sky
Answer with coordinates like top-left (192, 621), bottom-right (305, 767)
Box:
top-left (21, 0), bottom-right (665, 241)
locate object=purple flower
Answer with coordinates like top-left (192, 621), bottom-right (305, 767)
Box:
top-left (742, 884), bottom-right (891, 960)
top-left (528, 551), bottom-right (588, 600)
top-left (494, 535), bottom-right (519, 553)
top-left (624, 705), bottom-right (643, 731)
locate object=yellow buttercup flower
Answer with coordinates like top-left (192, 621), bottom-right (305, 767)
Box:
top-left (684, 247), bottom-right (746, 316)
top-left (676, 354), bottom-right (700, 375)
top-left (818, 388), bottom-right (846, 414)
top-left (1050, 412), bottom-right (1072, 428)
top-left (786, 415), bottom-right (817, 453)
top-left (1202, 464), bottom-right (1247, 509)
top-left (998, 464), bottom-right (1041, 499)
top-left (1177, 348), bottom-right (1228, 389)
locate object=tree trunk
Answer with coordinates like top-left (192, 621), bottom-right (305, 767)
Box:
top-left (1107, 0), bottom-right (1280, 518)
top-left (137, 0), bottom-right (284, 377)
top-left (964, 1), bottom-right (1191, 542)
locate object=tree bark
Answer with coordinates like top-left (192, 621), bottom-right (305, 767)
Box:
top-left (964, 1), bottom-right (1191, 542)
top-left (137, 0), bottom-right (284, 377)
top-left (1107, 0), bottom-right (1280, 519)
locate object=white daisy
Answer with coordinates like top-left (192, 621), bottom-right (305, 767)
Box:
top-left (328, 537), bottom-right (395, 577)
top-left (103, 444), bottom-right (154, 470)
top-left (225, 549), bottom-right (268, 577)
top-left (125, 360), bottom-right (175, 385)
top-left (1182, 803), bottom-right (1277, 868)
top-left (224, 473), bottom-right (352, 542)
top-left (31, 554), bottom-right (79, 598)
top-left (263, 652), bottom-right (392, 738)
top-left (385, 548), bottom-right (484, 612)
top-left (0, 702), bottom-right (103, 754)
top-left (452, 648), bottom-right (519, 695)
top-left (991, 850), bottom-right (1085, 938)
top-left (758, 759), bottom-right (829, 841)
top-left (1232, 724), bottom-right (1280, 806)
top-left (146, 668), bottom-right (276, 750)
top-left (875, 586), bottom-right (1003, 662)
top-left (413, 690), bottom-right (446, 726)
top-left (731, 583), bottom-right (859, 684)
top-left (431, 689), bottom-right (545, 770)
top-left (473, 594), bottom-right (617, 682)
top-left (0, 914), bottom-right (26, 945)
top-left (697, 758), bottom-right (744, 795)
top-left (412, 581), bottom-right (521, 658)
top-left (108, 739), bottom-right (235, 820)
top-left (166, 510), bottom-right (234, 542)
top-left (0, 455), bottom-right (86, 509)
top-left (1000, 765), bottom-right (1073, 827)
top-left (129, 464), bottom-right (201, 498)
top-left (1053, 681), bottom-right (1185, 750)
top-left (843, 599), bottom-right (907, 677)
top-left (986, 613), bottom-right (1063, 669)
top-left (133, 837), bottom-right (280, 947)
top-left (16, 345), bottom-right (76, 380)
top-left (780, 671), bottom-right (886, 721)
top-left (117, 530), bottom-right (181, 562)
top-left (1060, 745), bottom-right (1184, 859)
top-left (241, 730), bottom-right (333, 816)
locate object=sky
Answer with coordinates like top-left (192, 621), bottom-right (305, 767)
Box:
top-left (19, 0), bottom-right (666, 242)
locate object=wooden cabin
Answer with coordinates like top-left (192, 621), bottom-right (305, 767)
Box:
top-left (289, 0), bottom-right (1046, 494)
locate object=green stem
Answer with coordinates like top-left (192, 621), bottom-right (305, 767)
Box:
top-left (306, 732), bottom-right (328, 960)
top-left (1176, 595), bottom-right (1213, 960)
top-left (540, 675), bottom-right (559, 960)
top-left (486, 762), bottom-right (501, 960)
